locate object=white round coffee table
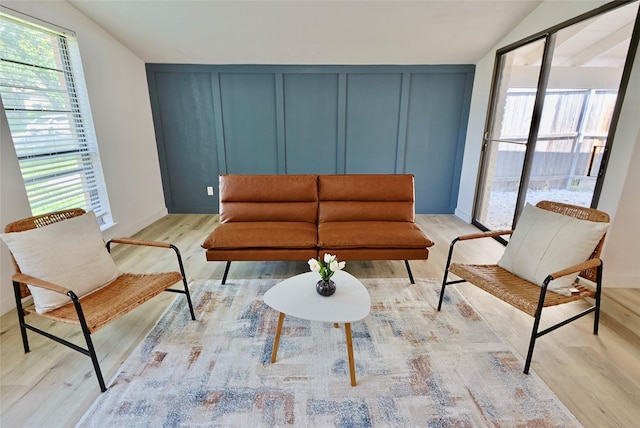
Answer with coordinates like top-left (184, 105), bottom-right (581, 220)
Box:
top-left (263, 270), bottom-right (371, 386)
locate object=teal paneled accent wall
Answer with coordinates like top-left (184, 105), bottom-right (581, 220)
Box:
top-left (146, 65), bottom-right (474, 214)
top-left (284, 73), bottom-right (340, 174)
top-left (405, 71), bottom-right (473, 213)
top-left (345, 73), bottom-right (403, 174)
top-left (148, 71), bottom-right (220, 213)
top-left (219, 73), bottom-right (279, 174)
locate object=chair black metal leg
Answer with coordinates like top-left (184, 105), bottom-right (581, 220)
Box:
top-left (84, 331), bottom-right (107, 392)
top-left (182, 279), bottom-right (196, 321)
top-left (170, 244), bottom-right (196, 320)
top-left (12, 281), bottom-right (30, 353)
top-left (71, 293), bottom-right (107, 392)
top-left (404, 260), bottom-right (415, 284)
top-left (524, 278), bottom-right (550, 374)
top-left (593, 263), bottom-right (603, 335)
top-left (222, 261), bottom-right (232, 284)
top-left (437, 271), bottom-right (450, 312)
top-left (437, 238), bottom-right (460, 311)
top-left (525, 264), bottom-right (603, 373)
top-left (524, 316), bottom-right (542, 375)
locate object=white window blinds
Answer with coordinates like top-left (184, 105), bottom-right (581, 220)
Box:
top-left (0, 12), bottom-right (112, 225)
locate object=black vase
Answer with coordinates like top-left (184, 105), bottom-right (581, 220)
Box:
top-left (316, 279), bottom-right (336, 297)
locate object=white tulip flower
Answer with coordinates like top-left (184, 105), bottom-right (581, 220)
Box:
top-left (308, 258), bottom-right (321, 273)
top-left (309, 254), bottom-right (345, 281)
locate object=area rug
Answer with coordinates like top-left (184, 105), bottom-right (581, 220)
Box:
top-left (77, 277), bottom-right (581, 427)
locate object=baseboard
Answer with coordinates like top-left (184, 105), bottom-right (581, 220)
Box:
top-left (602, 275), bottom-right (640, 288)
top-left (107, 208), bottom-right (168, 239)
top-left (600, 290), bottom-right (640, 339)
top-left (454, 207), bottom-right (472, 223)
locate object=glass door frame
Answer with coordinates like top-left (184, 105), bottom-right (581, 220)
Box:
top-left (472, 0), bottom-right (640, 238)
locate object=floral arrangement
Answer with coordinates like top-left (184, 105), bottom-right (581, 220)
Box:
top-left (308, 253), bottom-right (346, 281)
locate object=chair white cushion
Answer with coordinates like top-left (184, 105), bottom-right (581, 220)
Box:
top-left (1, 211), bottom-right (119, 313)
top-left (497, 203), bottom-right (608, 296)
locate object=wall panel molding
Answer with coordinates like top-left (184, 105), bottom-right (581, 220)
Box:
top-left (146, 64), bottom-right (475, 213)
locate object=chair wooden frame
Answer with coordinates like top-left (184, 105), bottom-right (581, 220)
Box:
top-left (437, 201), bottom-right (609, 374)
top-left (5, 208), bottom-right (196, 392)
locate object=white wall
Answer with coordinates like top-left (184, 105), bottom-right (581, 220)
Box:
top-left (457, 0), bottom-right (640, 287)
top-left (0, 1), bottom-right (167, 315)
top-left (598, 49), bottom-right (640, 288)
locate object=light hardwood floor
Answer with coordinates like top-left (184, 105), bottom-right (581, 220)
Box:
top-left (1, 214), bottom-right (638, 427)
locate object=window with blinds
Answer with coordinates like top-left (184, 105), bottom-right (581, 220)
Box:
top-left (0, 12), bottom-right (112, 225)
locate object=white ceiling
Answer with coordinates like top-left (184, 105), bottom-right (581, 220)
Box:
top-left (66, 0), bottom-right (545, 65)
top-left (513, 3), bottom-right (638, 68)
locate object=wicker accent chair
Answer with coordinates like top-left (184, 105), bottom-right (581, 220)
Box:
top-left (437, 200), bottom-right (609, 374)
top-left (5, 208), bottom-right (196, 392)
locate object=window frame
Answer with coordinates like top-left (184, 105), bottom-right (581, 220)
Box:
top-left (0, 8), bottom-right (113, 227)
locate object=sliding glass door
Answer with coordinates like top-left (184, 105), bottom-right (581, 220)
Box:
top-left (473, 0), bottom-right (639, 232)
top-left (474, 38), bottom-right (547, 230)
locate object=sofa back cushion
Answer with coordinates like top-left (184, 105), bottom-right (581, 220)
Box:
top-left (219, 174), bottom-right (318, 223)
top-left (318, 174), bottom-right (416, 223)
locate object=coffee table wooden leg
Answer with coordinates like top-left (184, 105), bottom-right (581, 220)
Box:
top-left (271, 312), bottom-right (285, 363)
top-left (345, 323), bottom-right (357, 386)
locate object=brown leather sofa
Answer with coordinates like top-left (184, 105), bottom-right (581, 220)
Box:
top-left (202, 174), bottom-right (434, 284)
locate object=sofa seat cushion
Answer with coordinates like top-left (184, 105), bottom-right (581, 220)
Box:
top-left (202, 222), bottom-right (318, 249)
top-left (318, 221), bottom-right (434, 249)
